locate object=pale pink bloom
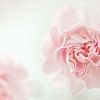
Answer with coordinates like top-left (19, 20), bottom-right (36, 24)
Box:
top-left (0, 57), bottom-right (33, 100)
top-left (42, 6), bottom-right (100, 94)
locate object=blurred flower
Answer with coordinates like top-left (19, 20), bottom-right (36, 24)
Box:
top-left (42, 6), bottom-right (100, 94)
top-left (0, 56), bottom-right (33, 100)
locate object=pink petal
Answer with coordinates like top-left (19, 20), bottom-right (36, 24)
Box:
top-left (50, 26), bottom-right (59, 45)
top-left (69, 25), bottom-right (92, 43)
top-left (82, 63), bottom-right (100, 89)
top-left (52, 66), bottom-right (85, 94)
top-left (89, 54), bottom-right (100, 66)
top-left (52, 70), bottom-right (70, 89)
top-left (53, 8), bottom-right (79, 32)
top-left (42, 26), bottom-right (59, 58)
top-left (69, 76), bottom-right (85, 94)
top-left (43, 58), bottom-right (64, 73)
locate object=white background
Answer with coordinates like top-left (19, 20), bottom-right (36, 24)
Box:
top-left (0, 0), bottom-right (100, 100)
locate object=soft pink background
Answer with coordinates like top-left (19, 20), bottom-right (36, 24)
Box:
top-left (0, 0), bottom-right (100, 100)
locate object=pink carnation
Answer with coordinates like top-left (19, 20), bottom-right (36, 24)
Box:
top-left (42, 6), bottom-right (100, 94)
top-left (0, 57), bottom-right (33, 100)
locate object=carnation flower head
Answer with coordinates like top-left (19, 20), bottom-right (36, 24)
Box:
top-left (42, 5), bottom-right (100, 94)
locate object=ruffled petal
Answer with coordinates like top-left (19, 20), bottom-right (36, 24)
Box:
top-left (69, 25), bottom-right (92, 43)
top-left (89, 54), bottom-right (100, 66)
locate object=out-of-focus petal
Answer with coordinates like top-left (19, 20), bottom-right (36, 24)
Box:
top-left (69, 76), bottom-right (85, 94)
top-left (52, 66), bottom-right (85, 94)
top-left (53, 8), bottom-right (80, 32)
top-left (42, 26), bottom-right (59, 58)
top-left (82, 63), bottom-right (100, 89)
top-left (43, 58), bottom-right (64, 73)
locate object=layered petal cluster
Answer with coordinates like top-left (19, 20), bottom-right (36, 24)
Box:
top-left (42, 7), bottom-right (100, 94)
